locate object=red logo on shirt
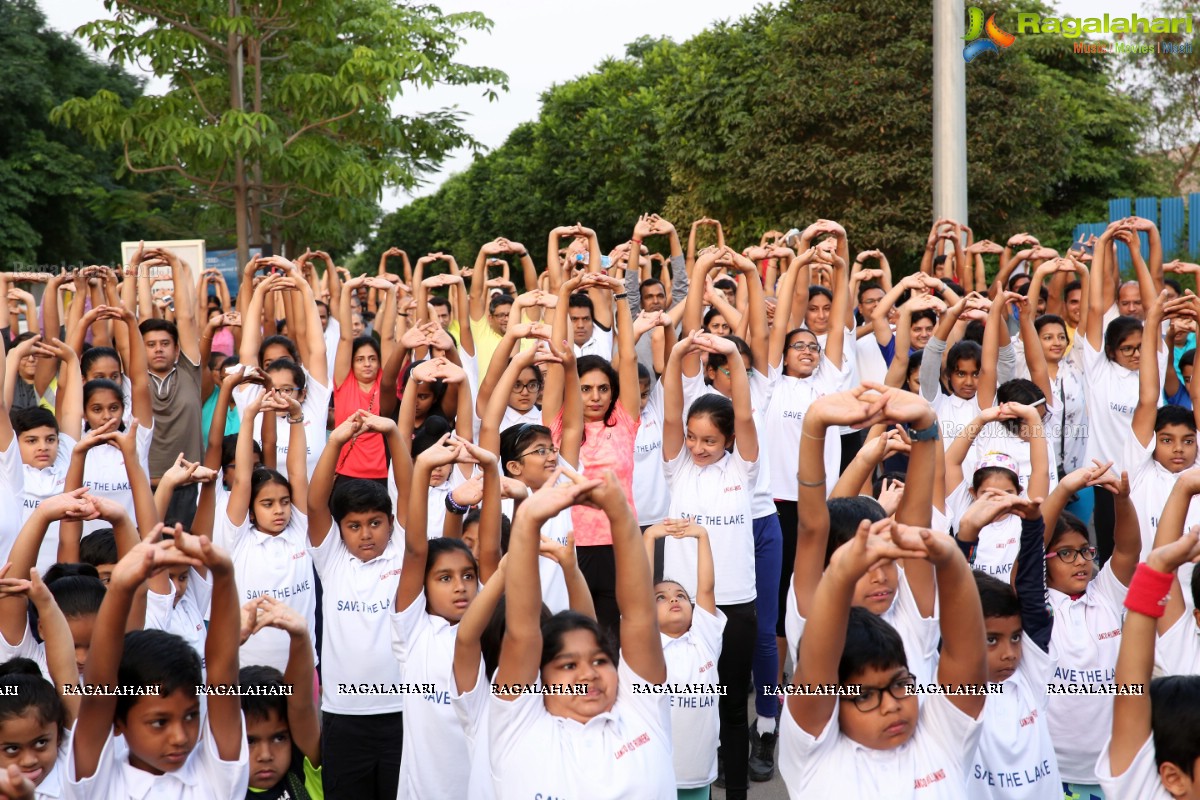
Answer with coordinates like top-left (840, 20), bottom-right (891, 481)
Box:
top-left (291, 551), bottom-right (307, 560)
top-left (1097, 628), bottom-right (1121, 641)
top-left (379, 568), bottom-right (402, 581)
top-left (724, 485), bottom-right (743, 493)
top-left (1019, 709), bottom-right (1038, 728)
top-left (613, 732), bottom-right (650, 760)
top-left (914, 769), bottom-right (946, 789)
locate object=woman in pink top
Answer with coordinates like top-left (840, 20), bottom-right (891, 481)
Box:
top-left (332, 275), bottom-right (398, 480)
top-left (544, 269), bottom-right (640, 636)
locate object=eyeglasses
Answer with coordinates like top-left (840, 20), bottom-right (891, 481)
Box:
top-left (517, 445), bottom-right (558, 460)
top-left (788, 342), bottom-right (821, 353)
top-left (492, 312), bottom-right (510, 322)
top-left (717, 367), bottom-right (754, 378)
top-left (512, 381), bottom-right (542, 395)
top-left (273, 387), bottom-right (299, 396)
top-left (848, 673), bottom-right (917, 712)
top-left (1045, 546), bottom-right (1098, 563)
top-left (1116, 344), bottom-right (1141, 357)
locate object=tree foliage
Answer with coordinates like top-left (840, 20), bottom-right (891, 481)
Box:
top-left (371, 0), bottom-right (1160, 276)
top-left (52, 0), bottom-right (508, 263)
top-left (0, 0), bottom-right (163, 268)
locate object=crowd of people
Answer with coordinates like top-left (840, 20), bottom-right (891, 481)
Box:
top-left (0, 212), bottom-right (1196, 800)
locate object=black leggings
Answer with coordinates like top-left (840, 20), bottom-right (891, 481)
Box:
top-left (775, 500), bottom-right (798, 640)
top-left (577, 544), bottom-right (620, 641)
top-left (718, 600), bottom-right (757, 793)
top-left (1093, 485), bottom-right (1115, 565)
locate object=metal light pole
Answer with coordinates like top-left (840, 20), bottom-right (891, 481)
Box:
top-left (932, 0), bottom-right (969, 226)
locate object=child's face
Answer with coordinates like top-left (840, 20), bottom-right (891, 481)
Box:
top-left (1045, 531), bottom-right (1095, 595)
top-left (169, 567), bottom-right (189, 607)
top-left (1154, 423), bottom-right (1197, 474)
top-left (40, 614), bottom-right (95, 676)
top-left (429, 464), bottom-right (451, 488)
top-left (541, 628), bottom-right (618, 723)
top-left (96, 564), bottom-right (114, 586)
top-left (0, 712), bottom-right (58, 786)
top-left (851, 561), bottom-right (899, 615)
top-left (425, 550), bottom-right (478, 623)
top-left (947, 359), bottom-right (980, 401)
top-left (837, 665), bottom-right (918, 751)
top-left (84, 389), bottom-right (125, 431)
top-left (984, 614), bottom-right (1023, 682)
top-left (685, 414), bottom-right (730, 467)
top-left (116, 689), bottom-right (201, 775)
top-left (654, 581), bottom-right (693, 637)
top-left (638, 379), bottom-right (651, 414)
top-left (17, 425), bottom-right (58, 470)
top-left (246, 708), bottom-right (292, 790)
top-left (505, 434), bottom-right (557, 491)
top-left (251, 483), bottom-right (293, 534)
top-left (339, 511), bottom-right (393, 561)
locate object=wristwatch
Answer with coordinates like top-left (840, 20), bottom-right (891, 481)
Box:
top-left (906, 421), bottom-right (940, 442)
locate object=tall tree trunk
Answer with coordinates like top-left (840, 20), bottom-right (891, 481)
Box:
top-left (229, 1), bottom-right (249, 268)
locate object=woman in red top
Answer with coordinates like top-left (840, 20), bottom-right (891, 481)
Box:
top-left (333, 275), bottom-right (397, 481)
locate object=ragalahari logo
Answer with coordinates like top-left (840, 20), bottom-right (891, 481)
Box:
top-left (963, 7), bottom-right (1016, 61)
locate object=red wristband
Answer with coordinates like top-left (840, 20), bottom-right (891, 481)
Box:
top-left (631, 238), bottom-right (642, 246)
top-left (1124, 563), bottom-right (1173, 618)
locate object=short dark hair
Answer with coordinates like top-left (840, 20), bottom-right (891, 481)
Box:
top-left (83, 378), bottom-right (125, 411)
top-left (826, 497), bottom-right (887, 566)
top-left (489, 293), bottom-right (514, 315)
top-left (568, 293), bottom-right (595, 317)
top-left (808, 285), bottom-right (833, 304)
top-left (499, 423), bottom-right (552, 478)
top-left (1156, 404), bottom-right (1197, 434)
top-left (265, 359), bottom-right (306, 394)
top-left (910, 309), bottom-right (938, 329)
top-left (686, 394), bottom-right (734, 448)
top-left (713, 278), bottom-right (736, 293)
top-left (540, 610), bottom-right (616, 669)
top-left (80, 346), bottom-right (123, 378)
top-left (80, 530), bottom-right (118, 569)
top-left (1165, 278), bottom-right (1184, 296)
top-left (46, 574), bottom-right (105, 621)
top-left (1182, 349), bottom-right (1196, 371)
top-left (973, 571), bottom-right (1020, 619)
top-left (1048, 511), bottom-right (1088, 550)
top-left (412, 416), bottom-right (454, 460)
top-left (428, 296), bottom-right (451, 310)
top-left (857, 282), bottom-right (883, 304)
top-left (944, 341), bottom-right (982, 381)
top-left (639, 278), bottom-right (665, 295)
top-left (1064, 280), bottom-right (1082, 298)
top-left (839, 607), bottom-right (907, 684)
top-left (1103, 316), bottom-right (1143, 362)
top-left (116, 629), bottom-right (202, 722)
top-left (576, 355), bottom-right (620, 428)
top-left (329, 478), bottom-right (393, 525)
top-left (222, 433), bottom-right (262, 471)
top-left (0, 658), bottom-right (64, 738)
top-left (426, 537), bottom-right (479, 582)
top-left (996, 379), bottom-right (1044, 435)
top-left (1034, 314), bottom-right (1067, 336)
top-left (10, 407), bottom-right (58, 436)
top-left (138, 319), bottom-right (179, 345)
top-left (704, 335), bottom-right (751, 381)
top-left (1150, 675), bottom-right (1200, 777)
top-left (259, 334), bottom-right (300, 367)
top-left (239, 664), bottom-right (289, 723)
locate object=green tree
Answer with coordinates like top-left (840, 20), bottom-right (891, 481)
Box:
top-left (53, 0), bottom-right (507, 266)
top-left (373, 0), bottom-right (1158, 272)
top-left (0, 0), bottom-right (159, 268)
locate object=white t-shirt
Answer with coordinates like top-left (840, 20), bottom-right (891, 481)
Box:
top-left (855, 331), bottom-right (888, 386)
top-left (1079, 336), bottom-right (1165, 464)
top-left (1122, 434), bottom-right (1200, 559)
top-left (662, 606), bottom-right (725, 788)
top-left (63, 719), bottom-right (249, 800)
top-left (764, 357), bottom-right (847, 500)
top-left (487, 659), bottom-right (676, 800)
top-left (390, 591), bottom-right (471, 800)
top-left (1046, 365), bottom-right (1088, 474)
top-left (144, 568), bottom-right (212, 670)
top-left (633, 380), bottom-right (671, 526)
top-left (779, 691), bottom-right (983, 799)
top-left (682, 368), bottom-right (778, 518)
top-left (948, 481), bottom-right (1021, 579)
top-left (1154, 613), bottom-right (1200, 677)
top-left (216, 509), bottom-right (316, 673)
top-left (21, 433), bottom-right (76, 574)
top-left (663, 448), bottom-right (758, 605)
top-left (967, 425), bottom-right (1059, 495)
top-left (324, 317), bottom-right (340, 384)
top-left (784, 569), bottom-right (941, 686)
top-left (423, 469), bottom-right (467, 540)
top-left (0, 436), bottom-right (23, 561)
top-left (80, 422), bottom-right (154, 537)
top-left (1096, 736), bottom-right (1170, 800)
top-left (450, 664), bottom-right (494, 800)
top-left (0, 621), bottom-right (49, 680)
top-left (34, 737), bottom-right (68, 800)
top-left (969, 633), bottom-right (1060, 799)
top-left (934, 392), bottom-right (981, 451)
top-left (308, 525), bottom-right (405, 715)
top-left (1045, 563), bottom-right (1127, 782)
top-left (233, 371), bottom-right (331, 480)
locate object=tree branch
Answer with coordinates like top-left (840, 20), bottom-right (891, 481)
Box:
top-left (179, 69), bottom-right (219, 123)
top-left (123, 140), bottom-right (213, 185)
top-left (282, 105), bottom-right (360, 148)
top-left (114, 0), bottom-right (224, 52)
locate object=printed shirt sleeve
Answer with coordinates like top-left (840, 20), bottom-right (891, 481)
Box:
top-left (691, 606), bottom-right (727, 661)
top-left (613, 657), bottom-right (671, 746)
top-left (389, 589), bottom-right (430, 664)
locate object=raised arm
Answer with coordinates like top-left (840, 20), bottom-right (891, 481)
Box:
top-left (702, 334), bottom-right (756, 461)
top-left (1132, 291), bottom-right (1168, 448)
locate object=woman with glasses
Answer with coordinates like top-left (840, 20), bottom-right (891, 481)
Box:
top-left (1081, 221), bottom-right (1161, 564)
top-left (1038, 463), bottom-right (1141, 799)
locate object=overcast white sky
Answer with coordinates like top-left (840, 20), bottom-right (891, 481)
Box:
top-left (42, 0), bottom-right (1146, 214)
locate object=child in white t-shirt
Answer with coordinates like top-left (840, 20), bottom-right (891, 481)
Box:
top-left (64, 532), bottom-right (249, 800)
top-left (958, 492), bottom-right (1061, 799)
top-left (221, 389), bottom-right (315, 674)
top-left (389, 434), bottom-right (496, 800)
top-left (644, 520), bottom-right (724, 796)
top-left (0, 568), bottom-right (81, 800)
top-left (1097, 476), bottom-right (1200, 800)
top-left (782, 514), bottom-right (988, 799)
top-left (1147, 468), bottom-right (1200, 677)
top-left (489, 469), bottom-right (675, 800)
top-left (1042, 464), bottom-right (1141, 794)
